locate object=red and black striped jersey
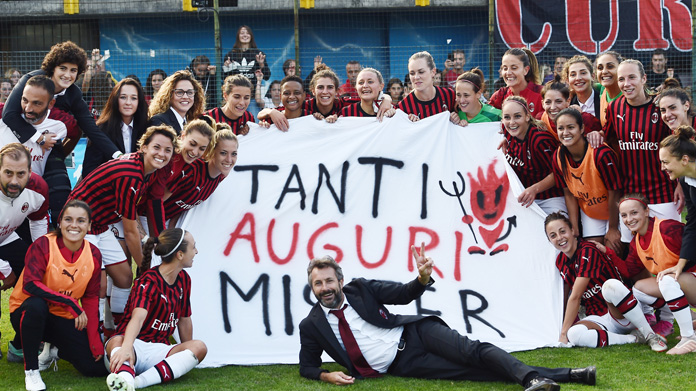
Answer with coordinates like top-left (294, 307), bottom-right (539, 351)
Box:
top-left (397, 87), bottom-right (456, 119)
top-left (68, 152), bottom-right (160, 234)
top-left (206, 107), bottom-right (255, 135)
top-left (340, 102), bottom-right (376, 118)
top-left (302, 96), bottom-right (358, 117)
top-left (555, 239), bottom-right (623, 317)
top-left (552, 144), bottom-right (621, 190)
top-left (505, 126), bottom-right (563, 199)
top-left (116, 266), bottom-right (192, 344)
top-left (163, 159), bottom-right (225, 220)
top-left (604, 96), bottom-right (675, 204)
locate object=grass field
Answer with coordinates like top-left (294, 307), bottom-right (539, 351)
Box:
top-left (1, 289), bottom-right (694, 391)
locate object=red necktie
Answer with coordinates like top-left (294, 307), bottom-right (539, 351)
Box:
top-left (329, 305), bottom-right (381, 378)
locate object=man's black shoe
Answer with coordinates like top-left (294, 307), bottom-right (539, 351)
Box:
top-left (524, 377), bottom-right (560, 391)
top-left (570, 366), bottom-right (596, 386)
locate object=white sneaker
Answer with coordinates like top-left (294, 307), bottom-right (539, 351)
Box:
top-left (25, 369), bottom-right (46, 391)
top-left (631, 329), bottom-right (668, 352)
top-left (106, 373), bottom-right (135, 391)
top-left (38, 343), bottom-right (59, 371)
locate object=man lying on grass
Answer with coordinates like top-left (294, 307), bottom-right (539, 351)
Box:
top-left (299, 244), bottom-right (597, 391)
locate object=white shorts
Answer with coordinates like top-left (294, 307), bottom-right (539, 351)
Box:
top-left (580, 210), bottom-right (609, 238)
top-left (620, 202), bottom-right (680, 242)
top-left (105, 338), bottom-right (175, 375)
top-left (582, 313), bottom-right (634, 335)
top-left (534, 196), bottom-right (567, 216)
top-left (110, 222), bottom-right (126, 241)
top-left (86, 231), bottom-right (127, 267)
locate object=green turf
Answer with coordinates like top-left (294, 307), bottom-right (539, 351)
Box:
top-left (1, 288), bottom-right (693, 391)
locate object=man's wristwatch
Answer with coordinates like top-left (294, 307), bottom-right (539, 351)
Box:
top-left (37, 135), bottom-right (46, 146)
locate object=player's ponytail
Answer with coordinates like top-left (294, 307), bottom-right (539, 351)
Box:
top-left (660, 125), bottom-right (696, 161)
top-left (142, 228), bottom-right (189, 271)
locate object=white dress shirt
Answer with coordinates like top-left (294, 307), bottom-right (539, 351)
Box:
top-left (322, 301), bottom-right (402, 374)
top-left (170, 107), bottom-right (186, 130)
top-left (578, 89), bottom-right (596, 117)
top-left (121, 120), bottom-right (134, 154)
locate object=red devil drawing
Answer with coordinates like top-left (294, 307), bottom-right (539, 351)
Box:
top-left (440, 159), bottom-right (517, 256)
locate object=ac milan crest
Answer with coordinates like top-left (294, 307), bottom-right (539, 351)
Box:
top-left (21, 202), bottom-right (29, 213)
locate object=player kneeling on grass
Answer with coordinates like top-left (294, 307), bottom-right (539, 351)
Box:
top-left (544, 212), bottom-right (668, 351)
top-left (9, 200), bottom-right (108, 391)
top-left (105, 228), bottom-right (206, 390)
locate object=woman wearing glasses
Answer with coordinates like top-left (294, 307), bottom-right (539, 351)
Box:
top-left (149, 71), bottom-right (206, 134)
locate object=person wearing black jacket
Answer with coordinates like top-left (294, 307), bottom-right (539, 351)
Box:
top-left (300, 246), bottom-right (597, 390)
top-left (2, 41), bottom-right (121, 225)
top-left (189, 55), bottom-right (218, 110)
top-left (222, 26), bottom-right (270, 92)
top-left (82, 78), bottom-right (148, 178)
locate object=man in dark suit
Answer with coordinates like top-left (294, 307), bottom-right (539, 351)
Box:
top-left (299, 244), bottom-right (596, 390)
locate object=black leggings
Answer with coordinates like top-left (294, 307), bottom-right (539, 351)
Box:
top-left (10, 296), bottom-right (107, 376)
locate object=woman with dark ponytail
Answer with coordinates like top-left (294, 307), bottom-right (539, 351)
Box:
top-left (453, 68), bottom-right (500, 125)
top-left (551, 108), bottom-right (621, 253)
top-left (540, 76), bottom-right (600, 141)
top-left (105, 228), bottom-right (207, 390)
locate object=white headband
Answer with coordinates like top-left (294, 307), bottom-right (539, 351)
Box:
top-left (162, 230), bottom-right (186, 258)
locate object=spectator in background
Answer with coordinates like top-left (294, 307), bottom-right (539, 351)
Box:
top-left (283, 59), bottom-right (297, 76)
top-left (5, 68), bottom-right (21, 88)
top-left (222, 25), bottom-right (270, 111)
top-left (145, 69), bottom-right (167, 106)
top-left (647, 49), bottom-right (680, 91)
top-left (443, 49), bottom-right (465, 88)
top-left (304, 55), bottom-right (322, 95)
top-left (543, 55), bottom-right (568, 84)
top-left (83, 72), bottom-right (115, 120)
top-left (189, 55), bottom-right (218, 110)
top-left (403, 73), bottom-right (412, 96)
top-left (338, 60), bottom-right (360, 99)
top-left (386, 78), bottom-right (404, 105)
top-left (0, 79), bottom-right (11, 103)
top-left (433, 69), bottom-right (443, 87)
top-left (257, 79), bottom-right (281, 110)
top-left (149, 70), bottom-right (206, 134)
top-left (82, 78), bottom-right (148, 178)
top-left (125, 74), bottom-right (142, 87)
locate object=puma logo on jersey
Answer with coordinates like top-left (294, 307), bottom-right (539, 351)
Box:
top-left (160, 294), bottom-right (168, 302)
top-left (616, 114), bottom-right (625, 122)
top-left (196, 186), bottom-right (202, 192)
top-left (581, 256), bottom-right (590, 262)
top-left (62, 269), bottom-right (77, 282)
top-left (130, 187), bottom-right (138, 194)
top-left (181, 171), bottom-right (187, 178)
top-left (571, 172), bottom-right (585, 185)
top-left (646, 256), bottom-right (658, 265)
top-left (140, 284), bottom-right (148, 289)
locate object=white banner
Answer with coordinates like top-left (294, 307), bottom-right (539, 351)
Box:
top-left (181, 111), bottom-right (564, 368)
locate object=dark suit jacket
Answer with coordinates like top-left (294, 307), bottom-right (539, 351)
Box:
top-left (81, 122), bottom-right (145, 178)
top-left (570, 83), bottom-right (601, 121)
top-left (298, 277), bottom-right (436, 380)
top-left (149, 109), bottom-right (182, 134)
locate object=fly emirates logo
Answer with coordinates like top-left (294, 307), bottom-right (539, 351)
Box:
top-left (618, 131), bottom-right (658, 151)
top-left (151, 313), bottom-right (179, 332)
